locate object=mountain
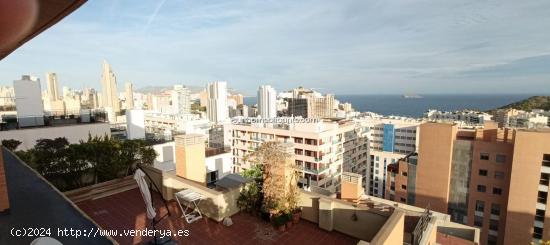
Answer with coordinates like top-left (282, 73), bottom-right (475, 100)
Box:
top-left (489, 96), bottom-right (550, 112)
top-left (135, 85), bottom-right (242, 95)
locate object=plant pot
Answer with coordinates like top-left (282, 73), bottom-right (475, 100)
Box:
top-left (292, 212), bottom-right (301, 224)
top-left (261, 211), bottom-right (271, 222)
top-left (286, 221), bottom-right (293, 229)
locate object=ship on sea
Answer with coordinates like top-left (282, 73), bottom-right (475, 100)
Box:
top-left (402, 92), bottom-right (424, 99)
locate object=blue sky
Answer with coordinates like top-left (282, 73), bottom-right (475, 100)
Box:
top-left (1, 0), bottom-right (550, 95)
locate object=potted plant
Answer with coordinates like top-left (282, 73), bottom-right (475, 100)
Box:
top-left (285, 212), bottom-right (293, 229)
top-left (291, 207), bottom-right (302, 224)
top-left (273, 213), bottom-right (287, 232)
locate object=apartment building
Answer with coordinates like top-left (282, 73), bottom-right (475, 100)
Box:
top-left (493, 109), bottom-right (521, 128)
top-left (385, 121), bottom-right (550, 245)
top-left (359, 117), bottom-right (421, 198)
top-left (229, 119), bottom-right (368, 193)
top-left (284, 87), bottom-right (336, 118)
top-left (425, 109), bottom-right (492, 125)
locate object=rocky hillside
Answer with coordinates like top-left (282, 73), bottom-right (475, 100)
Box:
top-left (489, 96), bottom-right (550, 112)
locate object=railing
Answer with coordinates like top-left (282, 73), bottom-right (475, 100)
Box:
top-left (295, 165), bottom-right (330, 174)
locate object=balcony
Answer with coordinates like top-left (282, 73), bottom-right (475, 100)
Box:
top-left (295, 164), bottom-right (330, 174)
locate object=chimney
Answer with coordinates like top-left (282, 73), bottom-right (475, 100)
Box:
top-left (0, 149), bottom-right (10, 213)
top-left (340, 172), bottom-right (363, 201)
top-left (175, 134), bottom-right (207, 184)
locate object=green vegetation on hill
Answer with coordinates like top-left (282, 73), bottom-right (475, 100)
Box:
top-left (489, 96), bottom-right (550, 112)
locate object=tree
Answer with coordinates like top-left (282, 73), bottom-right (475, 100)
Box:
top-left (21, 135), bottom-right (158, 191)
top-left (237, 164), bottom-right (264, 213)
top-left (2, 139), bottom-right (22, 151)
top-left (243, 141), bottom-right (293, 215)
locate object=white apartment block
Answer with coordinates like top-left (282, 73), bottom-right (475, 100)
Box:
top-left (206, 81), bottom-right (228, 123)
top-left (144, 112), bottom-right (208, 139)
top-left (509, 112), bottom-right (548, 129)
top-left (13, 75), bottom-right (45, 127)
top-left (495, 108), bottom-right (550, 129)
top-left (257, 85), bottom-right (277, 118)
top-left (358, 117), bottom-right (421, 198)
top-left (229, 119), bottom-right (368, 193)
top-left (425, 109), bottom-right (492, 125)
top-left (171, 85), bottom-right (190, 115)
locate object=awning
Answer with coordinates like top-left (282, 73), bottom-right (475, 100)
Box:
top-left (215, 174), bottom-right (248, 189)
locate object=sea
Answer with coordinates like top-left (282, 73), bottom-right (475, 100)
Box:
top-left (243, 94), bottom-right (537, 118)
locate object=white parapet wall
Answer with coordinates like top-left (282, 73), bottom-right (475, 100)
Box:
top-left (0, 123), bottom-right (111, 150)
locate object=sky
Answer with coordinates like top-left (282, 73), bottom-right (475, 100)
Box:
top-left (1, 0), bottom-right (550, 96)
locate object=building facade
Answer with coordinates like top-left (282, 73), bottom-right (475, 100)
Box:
top-left (385, 122), bottom-right (550, 245)
top-left (359, 117), bottom-right (420, 198)
top-left (229, 120), bottom-right (368, 193)
top-left (125, 82), bottom-right (134, 110)
top-left (100, 60), bottom-right (120, 113)
top-left (257, 85), bottom-right (277, 119)
top-left (171, 85), bottom-right (190, 115)
top-left (13, 75), bottom-right (44, 127)
top-left (206, 81), bottom-right (228, 123)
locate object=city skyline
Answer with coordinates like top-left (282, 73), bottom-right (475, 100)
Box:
top-left (1, 0), bottom-right (550, 95)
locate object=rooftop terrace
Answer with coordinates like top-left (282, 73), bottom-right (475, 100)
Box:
top-left (78, 188), bottom-right (358, 245)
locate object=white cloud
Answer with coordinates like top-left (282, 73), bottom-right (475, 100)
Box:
top-left (1, 0), bottom-right (550, 95)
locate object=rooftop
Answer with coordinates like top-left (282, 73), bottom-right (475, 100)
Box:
top-left (77, 188), bottom-right (358, 245)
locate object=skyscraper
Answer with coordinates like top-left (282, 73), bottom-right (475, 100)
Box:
top-left (100, 60), bottom-right (120, 113)
top-left (257, 85), bottom-right (277, 118)
top-left (46, 72), bottom-right (59, 102)
top-left (171, 85), bottom-right (190, 115)
top-left (206, 81), bottom-right (228, 123)
top-left (125, 82), bottom-right (134, 110)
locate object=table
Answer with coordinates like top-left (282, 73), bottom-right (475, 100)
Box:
top-left (175, 189), bottom-right (204, 224)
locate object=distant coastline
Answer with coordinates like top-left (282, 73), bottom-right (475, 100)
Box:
top-left (244, 94), bottom-right (538, 118)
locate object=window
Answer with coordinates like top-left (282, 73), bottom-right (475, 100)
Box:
top-left (477, 185), bottom-right (487, 193)
top-left (541, 173), bottom-right (550, 185)
top-left (401, 185), bottom-right (407, 190)
top-left (400, 197), bottom-right (406, 203)
top-left (487, 235), bottom-right (498, 245)
top-left (491, 204), bottom-right (500, 216)
top-left (536, 209), bottom-right (545, 222)
top-left (475, 200), bottom-right (485, 212)
top-left (495, 154), bottom-right (506, 163)
top-left (489, 219), bottom-right (499, 231)
top-left (533, 227), bottom-right (543, 239)
top-left (474, 215), bottom-right (483, 227)
top-left (480, 153), bottom-right (490, 160)
top-left (544, 154), bottom-right (550, 167)
top-left (494, 171), bottom-right (505, 180)
top-left (493, 187), bottom-right (502, 195)
top-left (479, 169), bottom-right (488, 176)
top-left (402, 171), bottom-right (408, 176)
top-left (538, 191), bottom-right (548, 204)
